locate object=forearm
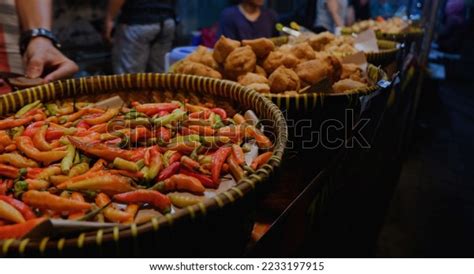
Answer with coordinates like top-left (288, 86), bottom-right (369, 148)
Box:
top-left (15, 0), bottom-right (52, 30)
top-left (106, 0), bottom-right (126, 21)
top-left (326, 0), bottom-right (344, 27)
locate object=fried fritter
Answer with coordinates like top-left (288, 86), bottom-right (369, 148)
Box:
top-left (242, 38), bottom-right (275, 58)
top-left (262, 51), bottom-right (299, 74)
top-left (213, 36), bottom-right (241, 63)
top-left (246, 83), bottom-right (271, 93)
top-left (315, 52), bottom-right (342, 84)
top-left (175, 60), bottom-right (222, 79)
top-left (255, 65), bottom-right (267, 77)
top-left (308, 31), bottom-right (336, 51)
top-left (295, 59), bottom-right (329, 86)
top-left (186, 46), bottom-right (219, 70)
top-left (280, 42), bottom-right (315, 61)
top-left (224, 46), bottom-right (257, 80)
top-left (268, 66), bottom-right (300, 93)
top-left (332, 79), bottom-right (367, 93)
top-left (341, 63), bottom-right (366, 83)
top-left (238, 72), bottom-right (269, 86)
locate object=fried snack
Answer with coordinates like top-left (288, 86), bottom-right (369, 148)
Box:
top-left (224, 46), bottom-right (257, 80)
top-left (341, 63), bottom-right (366, 83)
top-left (262, 51), bottom-right (299, 74)
top-left (213, 35), bottom-right (241, 63)
top-left (295, 59), bottom-right (329, 86)
top-left (238, 72), bottom-right (269, 86)
top-left (246, 83), bottom-right (271, 93)
top-left (280, 42), bottom-right (315, 61)
top-left (242, 38), bottom-right (275, 58)
top-left (332, 79), bottom-right (367, 93)
top-left (175, 60), bottom-right (222, 79)
top-left (308, 32), bottom-right (336, 51)
top-left (268, 66), bottom-right (300, 93)
top-left (316, 53), bottom-right (342, 84)
top-left (255, 65), bottom-right (267, 77)
top-left (185, 46), bottom-right (219, 70)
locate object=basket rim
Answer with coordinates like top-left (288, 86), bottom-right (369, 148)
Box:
top-left (0, 73), bottom-right (288, 255)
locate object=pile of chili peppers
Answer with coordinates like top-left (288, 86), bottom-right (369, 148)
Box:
top-left (0, 99), bottom-right (274, 239)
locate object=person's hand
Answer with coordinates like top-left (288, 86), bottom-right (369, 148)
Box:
top-left (103, 17), bottom-right (115, 44)
top-left (23, 37), bottom-right (79, 83)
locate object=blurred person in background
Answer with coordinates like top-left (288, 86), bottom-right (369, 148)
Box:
top-left (104, 0), bottom-right (176, 73)
top-left (314, 0), bottom-right (350, 33)
top-left (351, 0), bottom-right (370, 21)
top-left (0, 0), bottom-right (78, 93)
top-left (438, 0), bottom-right (467, 52)
top-left (218, 0), bottom-right (278, 41)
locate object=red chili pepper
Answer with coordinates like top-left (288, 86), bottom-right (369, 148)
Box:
top-left (87, 123), bottom-right (108, 133)
top-left (0, 195), bottom-right (36, 220)
top-left (0, 217), bottom-right (46, 239)
top-left (168, 151), bottom-right (182, 165)
top-left (180, 169), bottom-right (217, 189)
top-left (109, 169), bottom-right (144, 179)
top-left (154, 127), bottom-right (171, 142)
top-left (157, 110), bottom-right (170, 117)
top-left (130, 147), bottom-right (147, 162)
top-left (251, 152), bottom-right (273, 170)
top-left (129, 126), bottom-right (151, 143)
top-left (76, 120), bottom-right (90, 129)
top-left (211, 146), bottom-right (232, 184)
top-left (0, 164), bottom-right (19, 178)
top-left (144, 148), bottom-right (151, 166)
top-left (211, 108), bottom-right (227, 120)
top-left (181, 156), bottom-right (200, 171)
top-left (135, 102), bottom-right (179, 116)
top-left (114, 189), bottom-right (171, 213)
top-left (23, 190), bottom-right (92, 212)
top-left (178, 127), bottom-right (199, 136)
top-left (188, 125), bottom-right (215, 136)
top-left (231, 144), bottom-right (245, 165)
top-left (156, 174), bottom-right (205, 194)
top-left (68, 136), bottom-right (133, 162)
top-left (157, 162), bottom-right (180, 181)
top-left (0, 116), bottom-right (33, 130)
top-left (189, 110), bottom-right (212, 119)
top-left (23, 121), bottom-right (45, 137)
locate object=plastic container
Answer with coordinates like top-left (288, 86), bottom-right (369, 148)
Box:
top-left (164, 46), bottom-right (198, 72)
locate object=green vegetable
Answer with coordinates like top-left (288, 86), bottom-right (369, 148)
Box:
top-left (113, 157), bottom-right (139, 172)
top-left (10, 126), bottom-right (24, 139)
top-left (45, 103), bottom-right (59, 116)
top-left (69, 162), bottom-right (90, 177)
top-left (15, 100), bottom-right (41, 117)
top-left (170, 134), bottom-right (200, 144)
top-left (14, 180), bottom-right (28, 197)
top-left (61, 144), bottom-right (76, 174)
top-left (212, 114), bottom-right (225, 129)
top-left (152, 109), bottom-right (187, 126)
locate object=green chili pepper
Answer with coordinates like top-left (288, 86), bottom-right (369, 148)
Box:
top-left (113, 157), bottom-right (140, 172)
top-left (10, 126), bottom-right (24, 139)
top-left (69, 162), bottom-right (90, 177)
top-left (212, 114), bottom-right (225, 129)
top-left (152, 109), bottom-right (187, 127)
top-left (73, 151), bottom-right (81, 165)
top-left (124, 109), bottom-right (148, 120)
top-left (125, 117), bottom-right (151, 127)
top-left (170, 134), bottom-right (200, 144)
top-left (61, 144), bottom-right (76, 175)
top-left (14, 180), bottom-right (29, 197)
top-left (45, 103), bottom-right (59, 116)
top-left (15, 100), bottom-right (41, 118)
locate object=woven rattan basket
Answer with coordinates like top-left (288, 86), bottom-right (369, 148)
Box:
top-left (0, 73), bottom-right (288, 257)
